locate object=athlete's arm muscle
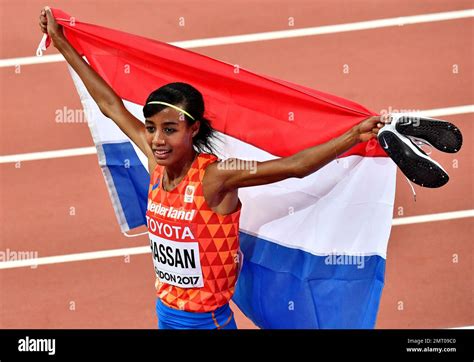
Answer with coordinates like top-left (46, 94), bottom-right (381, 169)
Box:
top-left (205, 116), bottom-right (385, 192)
top-left (40, 7), bottom-right (154, 164)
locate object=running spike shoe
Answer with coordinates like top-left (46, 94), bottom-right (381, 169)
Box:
top-left (378, 121), bottom-right (449, 188)
top-left (390, 113), bottom-right (462, 153)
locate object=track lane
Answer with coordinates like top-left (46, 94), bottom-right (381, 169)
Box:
top-left (1, 0), bottom-right (472, 58)
top-left (377, 217), bottom-right (473, 328)
top-left (0, 0), bottom-right (472, 330)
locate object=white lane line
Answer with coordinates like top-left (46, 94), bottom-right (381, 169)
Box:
top-left (421, 105), bottom-right (474, 117)
top-left (0, 105), bottom-right (472, 164)
top-left (0, 146), bottom-right (97, 163)
top-left (1, 9), bottom-right (473, 67)
top-left (174, 9), bottom-right (474, 48)
top-left (0, 54), bottom-right (64, 67)
top-left (0, 209), bottom-right (472, 270)
top-left (0, 246), bottom-right (150, 269)
top-left (392, 209), bottom-right (474, 226)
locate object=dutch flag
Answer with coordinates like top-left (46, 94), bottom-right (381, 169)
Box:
top-left (45, 8), bottom-right (396, 329)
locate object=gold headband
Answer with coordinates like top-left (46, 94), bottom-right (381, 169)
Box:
top-left (146, 101), bottom-right (195, 121)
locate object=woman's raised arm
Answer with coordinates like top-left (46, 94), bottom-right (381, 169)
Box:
top-left (204, 116), bottom-right (389, 191)
top-left (39, 7), bottom-right (153, 161)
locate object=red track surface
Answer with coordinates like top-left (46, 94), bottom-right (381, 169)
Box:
top-left (0, 0), bottom-right (472, 329)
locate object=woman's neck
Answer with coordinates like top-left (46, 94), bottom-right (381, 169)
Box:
top-left (164, 150), bottom-right (198, 183)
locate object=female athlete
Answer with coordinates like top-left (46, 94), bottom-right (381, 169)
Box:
top-left (40, 7), bottom-right (387, 329)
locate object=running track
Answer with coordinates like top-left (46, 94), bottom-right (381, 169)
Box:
top-left (0, 0), bottom-right (472, 329)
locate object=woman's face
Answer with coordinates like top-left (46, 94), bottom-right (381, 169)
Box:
top-left (145, 107), bottom-right (199, 166)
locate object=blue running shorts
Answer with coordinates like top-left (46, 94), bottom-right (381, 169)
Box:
top-left (155, 298), bottom-right (237, 330)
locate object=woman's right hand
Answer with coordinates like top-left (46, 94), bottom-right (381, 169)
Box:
top-left (353, 114), bottom-right (391, 143)
top-left (39, 6), bottom-right (64, 41)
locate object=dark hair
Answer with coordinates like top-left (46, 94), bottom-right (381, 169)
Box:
top-left (143, 82), bottom-right (220, 155)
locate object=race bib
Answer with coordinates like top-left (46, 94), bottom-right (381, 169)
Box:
top-left (147, 216), bottom-right (203, 288)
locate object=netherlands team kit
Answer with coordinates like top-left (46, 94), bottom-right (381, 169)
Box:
top-left (146, 153), bottom-right (242, 329)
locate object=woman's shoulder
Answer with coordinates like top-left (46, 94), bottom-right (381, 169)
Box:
top-left (196, 153), bottom-right (221, 182)
top-left (148, 159), bottom-right (162, 183)
top-left (197, 152), bottom-right (220, 165)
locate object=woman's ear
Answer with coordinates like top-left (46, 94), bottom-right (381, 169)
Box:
top-left (191, 120), bottom-right (201, 137)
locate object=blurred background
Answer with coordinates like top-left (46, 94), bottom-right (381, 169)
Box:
top-left (0, 0), bottom-right (472, 329)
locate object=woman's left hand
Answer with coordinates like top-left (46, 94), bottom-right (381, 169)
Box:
top-left (354, 114), bottom-right (390, 143)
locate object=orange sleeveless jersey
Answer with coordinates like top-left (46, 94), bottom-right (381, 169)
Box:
top-left (146, 153), bottom-right (242, 313)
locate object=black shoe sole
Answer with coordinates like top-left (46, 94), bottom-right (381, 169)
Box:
top-left (395, 116), bottom-right (463, 153)
top-left (378, 131), bottom-right (449, 188)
